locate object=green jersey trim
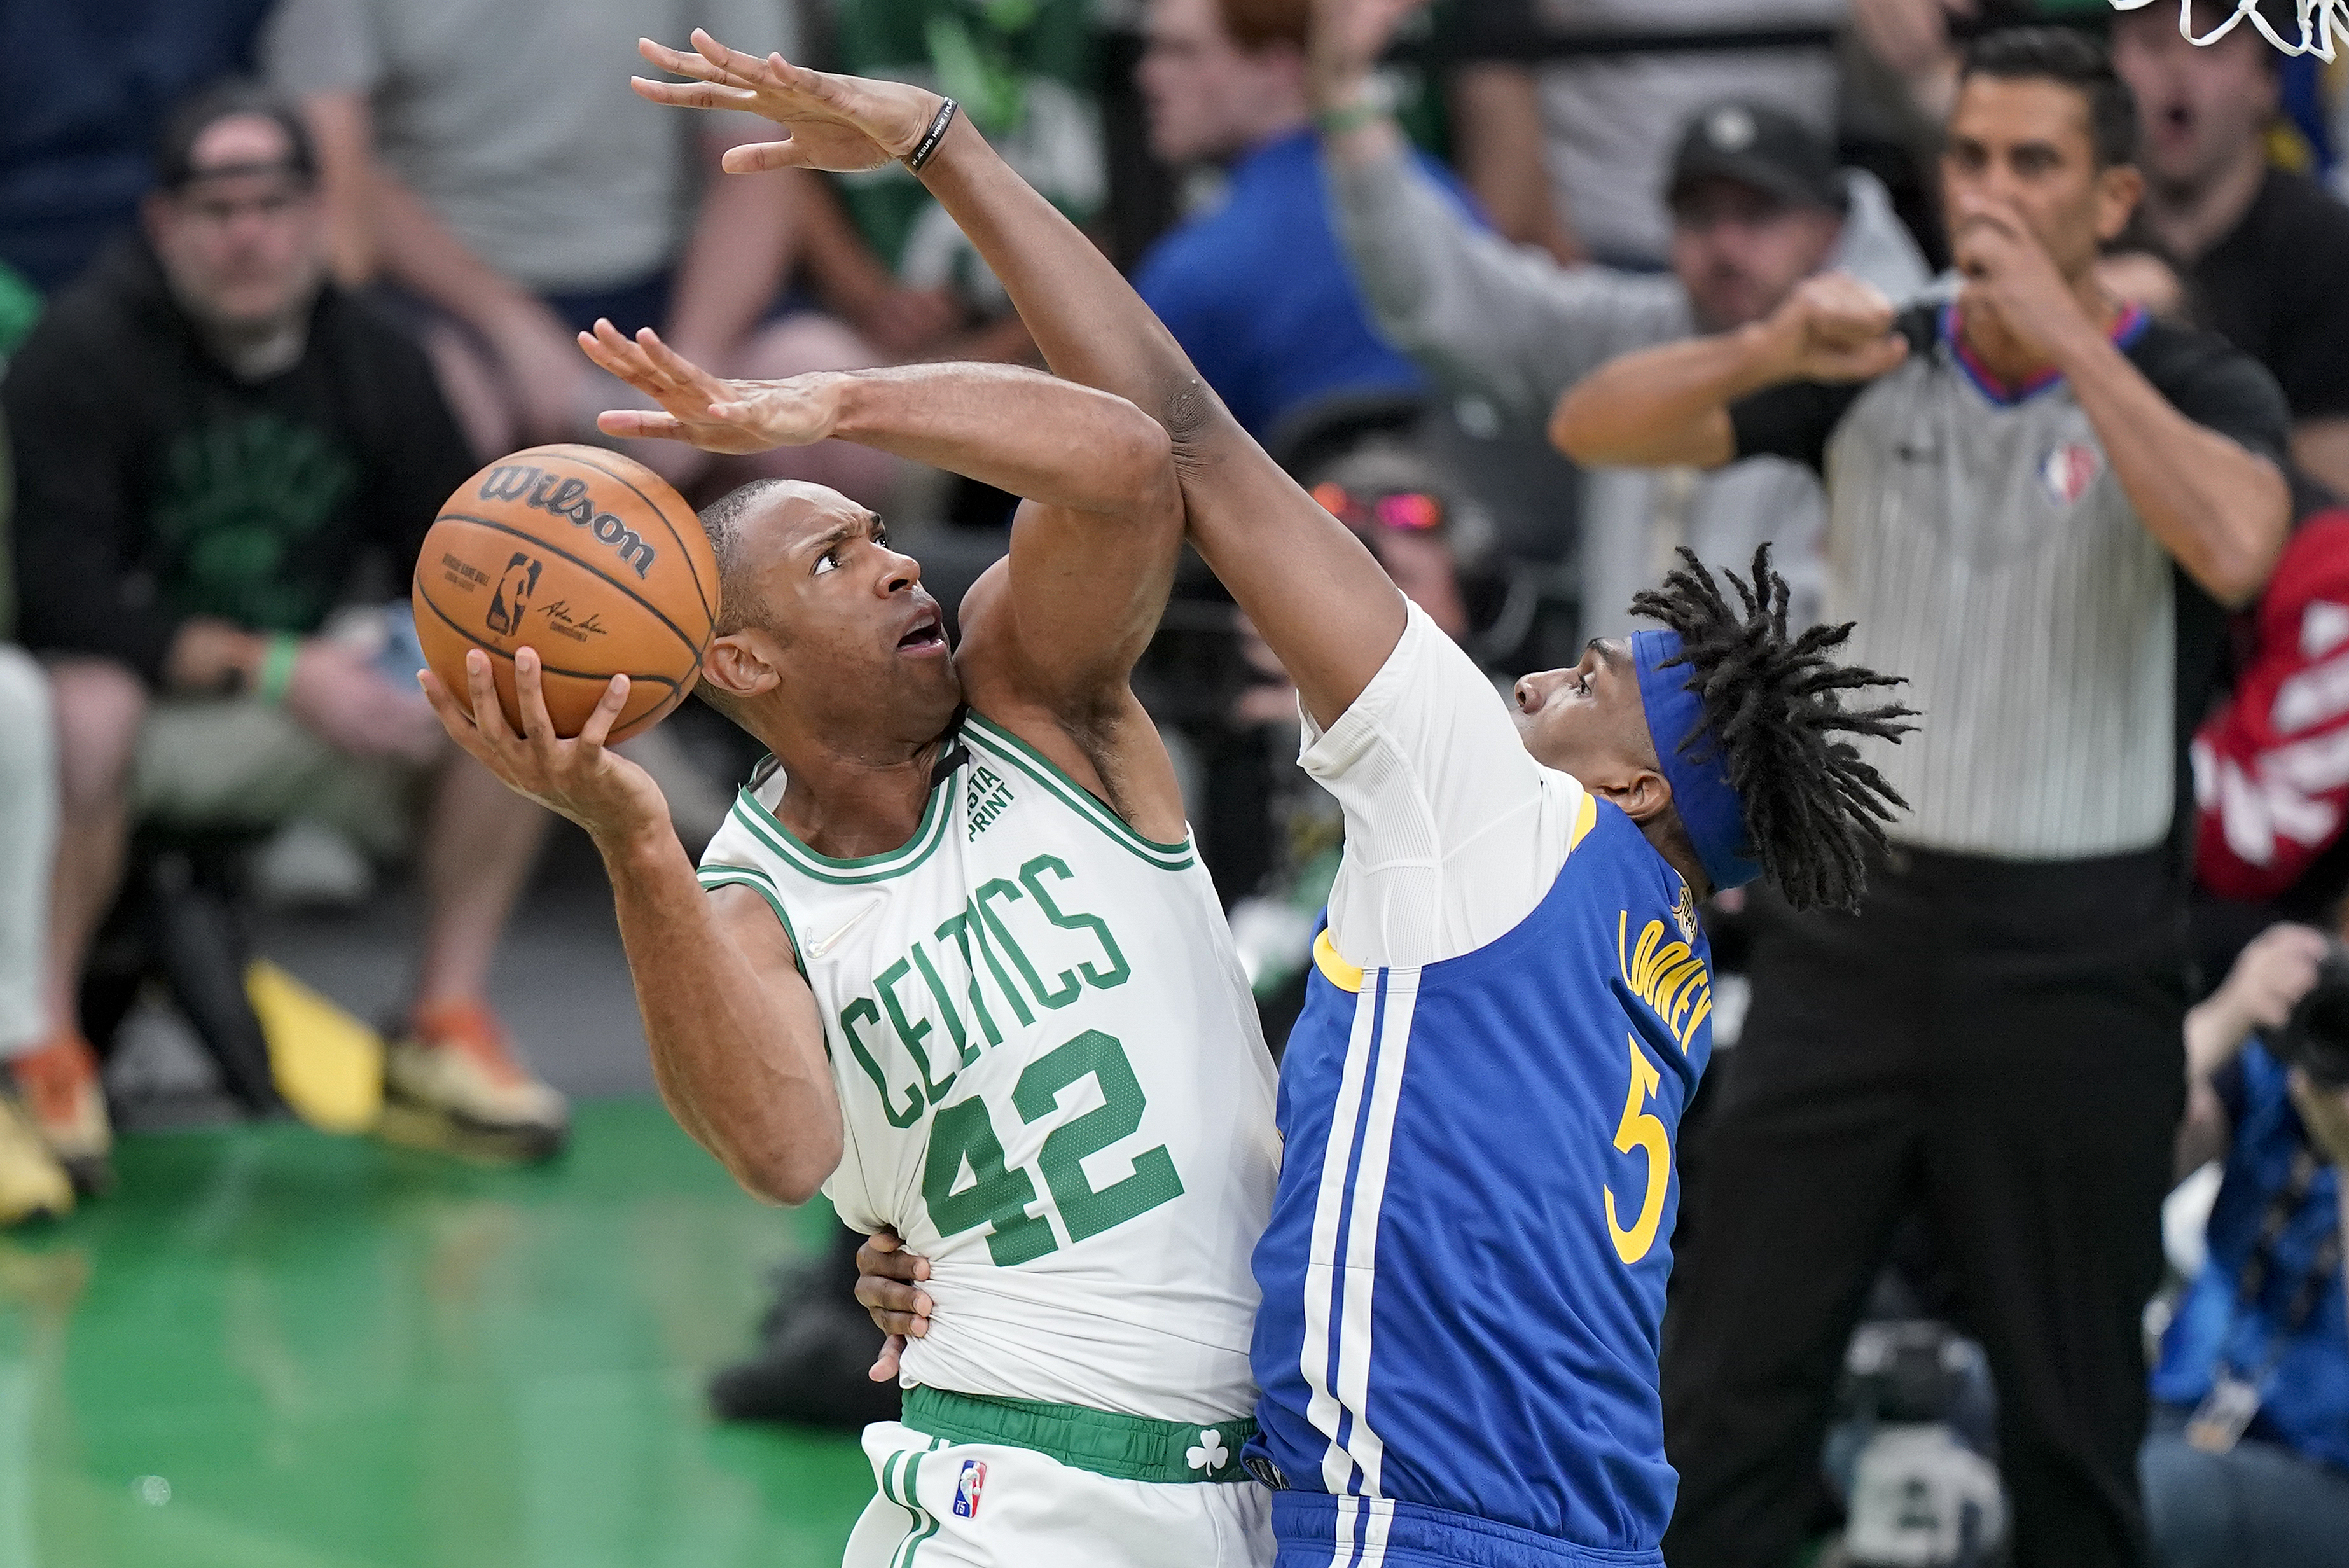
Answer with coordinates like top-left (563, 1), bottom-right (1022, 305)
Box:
top-left (960, 714), bottom-right (1195, 871)
top-left (695, 864), bottom-right (809, 978)
top-left (730, 770), bottom-right (957, 885)
top-left (899, 1385), bottom-right (1255, 1484)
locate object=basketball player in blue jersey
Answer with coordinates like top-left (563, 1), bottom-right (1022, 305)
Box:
top-left (634, 29), bottom-right (1913, 1567)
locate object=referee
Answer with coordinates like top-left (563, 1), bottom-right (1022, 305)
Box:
top-left (1556, 28), bottom-right (2290, 1568)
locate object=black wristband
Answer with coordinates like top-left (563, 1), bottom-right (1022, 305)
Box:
top-left (902, 97), bottom-right (958, 174)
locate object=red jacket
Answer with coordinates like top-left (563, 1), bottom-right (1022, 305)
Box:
top-left (2195, 508), bottom-right (2349, 901)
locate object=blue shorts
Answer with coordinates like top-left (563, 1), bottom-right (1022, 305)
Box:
top-left (1271, 1493), bottom-right (1665, 1568)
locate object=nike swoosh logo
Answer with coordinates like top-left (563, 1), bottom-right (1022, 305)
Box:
top-left (810, 896), bottom-right (886, 959)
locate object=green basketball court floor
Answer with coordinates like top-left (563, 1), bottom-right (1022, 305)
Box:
top-left (0, 1099), bottom-right (870, 1567)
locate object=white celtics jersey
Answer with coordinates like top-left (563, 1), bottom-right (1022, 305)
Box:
top-left (698, 712), bottom-right (1280, 1425)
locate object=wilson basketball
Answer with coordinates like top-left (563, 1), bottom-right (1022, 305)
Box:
top-left (413, 443), bottom-right (717, 744)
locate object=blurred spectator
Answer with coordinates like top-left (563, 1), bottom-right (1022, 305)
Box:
top-left (1448, 0), bottom-right (1850, 271)
top-left (1131, 0), bottom-right (1476, 438)
top-left (1, 84), bottom-right (565, 1190)
top-left (1313, 0), bottom-right (1929, 637)
top-left (2147, 920), bottom-right (2349, 1568)
top-left (2112, 0), bottom-right (2349, 499)
top-left (0, 430), bottom-right (74, 1226)
top-left (2190, 503), bottom-right (2349, 920)
top-left (1555, 29), bottom-right (2292, 1567)
top-left (0, 0), bottom-right (277, 292)
top-left (813, 0), bottom-right (1101, 364)
top-left (262, 0), bottom-right (889, 503)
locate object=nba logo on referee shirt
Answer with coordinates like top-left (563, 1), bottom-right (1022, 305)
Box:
top-left (2041, 442), bottom-right (2102, 507)
top-left (952, 1460), bottom-right (986, 1518)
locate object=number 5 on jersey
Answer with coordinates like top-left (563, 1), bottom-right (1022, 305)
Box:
top-left (1605, 1035), bottom-right (1671, 1265)
top-left (922, 1028), bottom-right (1186, 1263)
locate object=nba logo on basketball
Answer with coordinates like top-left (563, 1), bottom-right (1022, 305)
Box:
top-left (485, 552), bottom-right (541, 637)
top-left (2040, 442), bottom-right (2101, 507)
top-left (952, 1460), bottom-right (987, 1518)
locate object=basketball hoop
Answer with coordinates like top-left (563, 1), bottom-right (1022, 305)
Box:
top-left (2109, 0), bottom-right (2349, 59)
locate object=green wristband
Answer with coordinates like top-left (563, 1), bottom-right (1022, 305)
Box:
top-left (256, 634), bottom-right (300, 706)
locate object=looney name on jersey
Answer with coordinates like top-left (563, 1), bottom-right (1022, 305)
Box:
top-left (1616, 910), bottom-right (1713, 1055)
top-left (838, 853), bottom-right (1130, 1128)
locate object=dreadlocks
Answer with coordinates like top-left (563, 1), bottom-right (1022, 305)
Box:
top-left (1628, 544), bottom-right (1915, 911)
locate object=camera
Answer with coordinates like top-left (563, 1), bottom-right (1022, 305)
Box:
top-left (2271, 938), bottom-right (2349, 1088)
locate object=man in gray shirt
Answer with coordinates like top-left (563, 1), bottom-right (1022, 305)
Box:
top-left (1558, 28), bottom-right (2290, 1568)
top-left (1310, 2), bottom-right (1929, 637)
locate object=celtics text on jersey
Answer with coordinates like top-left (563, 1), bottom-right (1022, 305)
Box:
top-left (697, 713), bottom-right (1279, 1426)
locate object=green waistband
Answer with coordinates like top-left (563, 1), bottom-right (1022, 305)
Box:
top-left (899, 1385), bottom-right (1256, 1484)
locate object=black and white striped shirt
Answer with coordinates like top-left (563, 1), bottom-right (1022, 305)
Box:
top-left (1732, 303), bottom-right (2289, 861)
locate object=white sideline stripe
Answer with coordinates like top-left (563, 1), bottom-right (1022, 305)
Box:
top-left (1361, 1497), bottom-right (1394, 1566)
top-left (1303, 977), bottom-right (1385, 1498)
top-left (1333, 971), bottom-right (1418, 1498)
top-left (1329, 1495), bottom-right (1359, 1568)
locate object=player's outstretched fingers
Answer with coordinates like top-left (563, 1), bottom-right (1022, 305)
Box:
top-left (419, 669), bottom-right (498, 767)
top-left (576, 674), bottom-right (632, 750)
top-left (597, 408), bottom-right (690, 441)
top-left (513, 645), bottom-right (557, 744)
top-left (628, 69), bottom-right (757, 114)
top-left (722, 141), bottom-right (808, 176)
top-left (580, 318), bottom-right (656, 384)
top-left (462, 649), bottom-right (521, 756)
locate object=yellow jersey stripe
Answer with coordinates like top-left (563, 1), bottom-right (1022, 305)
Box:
top-left (1568, 791), bottom-right (1598, 852)
top-left (1313, 929), bottom-right (1365, 994)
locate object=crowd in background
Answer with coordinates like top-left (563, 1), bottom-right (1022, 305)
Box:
top-left (4, 1), bottom-right (2349, 1565)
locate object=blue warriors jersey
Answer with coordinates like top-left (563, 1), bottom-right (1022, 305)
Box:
top-left (1244, 800), bottom-right (1715, 1567)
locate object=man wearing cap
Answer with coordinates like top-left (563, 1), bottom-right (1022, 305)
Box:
top-left (1306, 0), bottom-right (1929, 639)
top-left (2, 80), bottom-right (568, 1186)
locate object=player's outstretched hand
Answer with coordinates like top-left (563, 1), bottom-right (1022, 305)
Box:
top-left (1761, 272), bottom-right (1909, 384)
top-left (419, 646), bottom-right (670, 847)
top-left (633, 30), bottom-right (938, 175)
top-left (855, 1228), bottom-right (934, 1383)
top-left (582, 319), bottom-right (844, 453)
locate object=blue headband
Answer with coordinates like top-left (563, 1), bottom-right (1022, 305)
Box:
top-left (1631, 628), bottom-right (1761, 894)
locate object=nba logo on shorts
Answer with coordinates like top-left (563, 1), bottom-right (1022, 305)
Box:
top-left (952, 1459), bottom-right (987, 1518)
top-left (2040, 442), bottom-right (2102, 507)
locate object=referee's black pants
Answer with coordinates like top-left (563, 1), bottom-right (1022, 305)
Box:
top-left (1660, 847), bottom-right (2186, 1568)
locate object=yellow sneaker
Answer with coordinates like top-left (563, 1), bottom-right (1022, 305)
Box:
top-left (377, 1001), bottom-right (568, 1164)
top-left (0, 1096), bottom-right (73, 1225)
top-left (246, 961), bottom-right (384, 1134)
top-left (12, 1034), bottom-right (112, 1196)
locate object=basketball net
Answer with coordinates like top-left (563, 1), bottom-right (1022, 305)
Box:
top-left (2108, 0), bottom-right (2349, 59)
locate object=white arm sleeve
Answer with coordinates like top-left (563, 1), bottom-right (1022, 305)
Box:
top-left (1302, 603), bottom-right (1588, 969)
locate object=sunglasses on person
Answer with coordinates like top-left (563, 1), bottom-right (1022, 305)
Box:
top-left (1310, 482), bottom-right (1445, 534)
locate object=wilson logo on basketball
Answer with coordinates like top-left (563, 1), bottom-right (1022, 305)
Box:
top-left (485, 552), bottom-right (542, 637)
top-left (478, 464), bottom-right (660, 579)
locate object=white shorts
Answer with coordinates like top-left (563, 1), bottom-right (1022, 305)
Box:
top-left (843, 1419), bottom-right (1273, 1568)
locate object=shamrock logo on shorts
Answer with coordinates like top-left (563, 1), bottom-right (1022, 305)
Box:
top-left (1187, 1429), bottom-right (1230, 1473)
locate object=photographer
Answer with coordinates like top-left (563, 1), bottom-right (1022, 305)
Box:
top-left (2145, 921), bottom-right (2349, 1567)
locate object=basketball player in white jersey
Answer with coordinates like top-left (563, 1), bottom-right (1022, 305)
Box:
top-left (418, 330), bottom-right (1280, 1557)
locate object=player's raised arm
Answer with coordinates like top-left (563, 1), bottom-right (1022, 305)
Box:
top-left (581, 323), bottom-right (1186, 828)
top-left (419, 646), bottom-right (842, 1205)
top-left (629, 31), bottom-right (1405, 730)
